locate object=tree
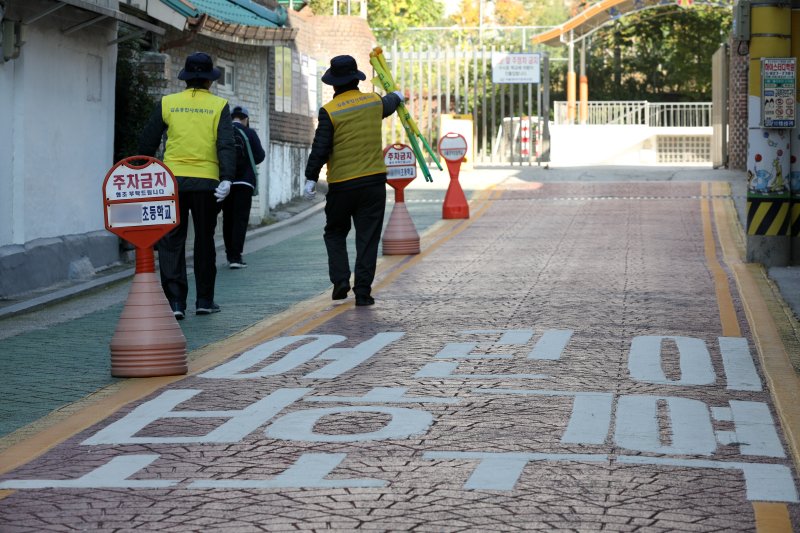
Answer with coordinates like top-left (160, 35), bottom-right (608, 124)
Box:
top-left (306, 0), bottom-right (446, 45)
top-left (114, 39), bottom-right (157, 162)
top-left (585, 5), bottom-right (731, 101)
top-left (448, 0), bottom-right (567, 47)
top-left (369, 0), bottom-right (445, 44)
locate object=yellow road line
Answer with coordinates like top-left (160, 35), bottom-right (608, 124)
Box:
top-left (708, 182), bottom-right (796, 532)
top-left (701, 182), bottom-right (741, 337)
top-left (753, 503), bottom-right (792, 532)
top-left (0, 186), bottom-right (501, 480)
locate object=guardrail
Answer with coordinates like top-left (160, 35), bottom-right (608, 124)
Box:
top-left (555, 101), bottom-right (712, 127)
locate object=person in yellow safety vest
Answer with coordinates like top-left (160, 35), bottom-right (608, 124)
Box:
top-left (138, 52), bottom-right (236, 320)
top-left (304, 55), bottom-right (404, 306)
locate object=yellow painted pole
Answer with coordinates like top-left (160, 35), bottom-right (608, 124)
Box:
top-left (580, 38), bottom-right (588, 125)
top-left (370, 51), bottom-right (434, 181)
top-left (567, 31), bottom-right (576, 124)
top-left (746, 0), bottom-right (791, 265)
top-left (373, 47), bottom-right (441, 168)
top-left (371, 47), bottom-right (442, 176)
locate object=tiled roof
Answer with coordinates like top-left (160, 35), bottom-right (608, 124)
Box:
top-left (160, 0), bottom-right (288, 28)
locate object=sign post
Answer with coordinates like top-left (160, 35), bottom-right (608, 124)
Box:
top-left (438, 133), bottom-right (470, 219)
top-left (382, 144), bottom-right (420, 255)
top-left (102, 156), bottom-right (187, 377)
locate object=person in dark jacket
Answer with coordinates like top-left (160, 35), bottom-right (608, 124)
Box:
top-left (220, 105), bottom-right (266, 269)
top-left (138, 52), bottom-right (236, 319)
top-left (304, 55), bottom-right (404, 306)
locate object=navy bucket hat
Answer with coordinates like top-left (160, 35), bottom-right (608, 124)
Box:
top-left (321, 55), bottom-right (366, 86)
top-left (178, 52), bottom-right (221, 81)
top-left (232, 106), bottom-right (250, 119)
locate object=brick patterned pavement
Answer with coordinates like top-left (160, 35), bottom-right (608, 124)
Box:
top-left (0, 178), bottom-right (797, 531)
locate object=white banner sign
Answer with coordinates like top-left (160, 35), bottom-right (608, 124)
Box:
top-left (492, 53), bottom-right (540, 84)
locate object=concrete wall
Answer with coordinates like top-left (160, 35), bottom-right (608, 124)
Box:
top-left (261, 10), bottom-right (378, 209)
top-left (268, 142), bottom-right (309, 207)
top-left (0, 1), bottom-right (121, 298)
top-left (549, 125), bottom-right (713, 166)
top-left (0, 4), bottom-right (380, 299)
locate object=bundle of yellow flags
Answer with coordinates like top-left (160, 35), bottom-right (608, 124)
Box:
top-left (369, 46), bottom-right (441, 182)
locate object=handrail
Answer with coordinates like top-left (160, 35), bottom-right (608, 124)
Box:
top-left (554, 101), bottom-right (712, 127)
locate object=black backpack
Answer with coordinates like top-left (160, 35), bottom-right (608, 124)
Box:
top-left (233, 127), bottom-right (258, 194)
top-left (233, 128), bottom-right (252, 177)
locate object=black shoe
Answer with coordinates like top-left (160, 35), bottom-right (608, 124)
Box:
top-left (332, 281), bottom-right (351, 300)
top-left (228, 261), bottom-right (247, 269)
top-left (170, 302), bottom-right (185, 320)
top-left (355, 295), bottom-right (375, 306)
top-left (196, 302), bottom-right (221, 315)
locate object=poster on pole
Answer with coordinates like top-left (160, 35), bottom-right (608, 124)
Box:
top-left (761, 57), bottom-right (796, 128)
top-left (491, 53), bottom-right (540, 84)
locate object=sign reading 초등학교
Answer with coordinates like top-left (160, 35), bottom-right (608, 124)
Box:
top-left (492, 53), bottom-right (540, 84)
top-left (761, 57), bottom-right (796, 128)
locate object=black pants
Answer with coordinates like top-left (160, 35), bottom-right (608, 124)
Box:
top-left (156, 190), bottom-right (218, 309)
top-left (220, 184), bottom-right (253, 263)
top-left (324, 183), bottom-right (386, 297)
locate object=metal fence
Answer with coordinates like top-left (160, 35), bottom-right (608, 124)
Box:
top-left (554, 101), bottom-right (712, 127)
top-left (382, 44), bottom-right (546, 166)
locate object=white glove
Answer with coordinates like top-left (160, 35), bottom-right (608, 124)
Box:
top-left (214, 180), bottom-right (231, 202)
top-left (303, 179), bottom-right (316, 200)
top-left (393, 90), bottom-right (405, 102)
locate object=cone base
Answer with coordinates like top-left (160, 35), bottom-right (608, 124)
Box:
top-left (443, 207), bottom-right (470, 219)
top-left (110, 271), bottom-right (187, 378)
top-left (382, 202), bottom-right (421, 255)
top-left (442, 179), bottom-right (469, 220)
top-left (383, 239), bottom-right (421, 255)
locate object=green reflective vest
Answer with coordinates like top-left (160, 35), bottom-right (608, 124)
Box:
top-left (161, 89), bottom-right (227, 180)
top-left (322, 90), bottom-right (386, 183)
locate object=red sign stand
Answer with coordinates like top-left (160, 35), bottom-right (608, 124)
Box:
top-left (382, 144), bottom-right (421, 255)
top-left (102, 156), bottom-right (187, 377)
top-left (438, 133), bottom-right (470, 219)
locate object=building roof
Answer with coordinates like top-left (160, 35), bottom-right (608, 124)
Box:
top-left (160, 0), bottom-right (288, 28)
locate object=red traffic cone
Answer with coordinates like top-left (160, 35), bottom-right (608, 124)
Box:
top-left (442, 159), bottom-right (469, 219)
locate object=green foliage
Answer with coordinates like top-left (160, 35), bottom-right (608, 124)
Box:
top-left (522, 0), bottom-right (569, 28)
top-left (370, 0), bottom-right (444, 42)
top-left (584, 5), bottom-right (732, 101)
top-left (114, 40), bottom-right (157, 162)
top-left (445, 0), bottom-right (568, 48)
top-left (306, 0), bottom-right (445, 45)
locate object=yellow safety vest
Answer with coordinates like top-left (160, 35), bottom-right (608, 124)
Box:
top-left (322, 90), bottom-right (386, 183)
top-left (161, 89), bottom-right (227, 180)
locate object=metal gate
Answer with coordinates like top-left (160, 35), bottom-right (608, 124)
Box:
top-left (381, 44), bottom-right (550, 166)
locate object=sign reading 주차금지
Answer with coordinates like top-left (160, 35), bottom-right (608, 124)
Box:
top-left (492, 53), bottom-right (540, 84)
top-left (761, 57), bottom-right (796, 128)
top-left (384, 144), bottom-right (417, 181)
top-left (102, 157), bottom-right (179, 249)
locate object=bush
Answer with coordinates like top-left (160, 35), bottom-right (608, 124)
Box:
top-left (114, 40), bottom-right (157, 162)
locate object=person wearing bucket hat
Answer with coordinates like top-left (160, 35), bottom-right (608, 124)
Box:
top-left (178, 51), bottom-right (221, 81)
top-left (218, 105), bottom-right (265, 269)
top-left (305, 54), bottom-right (405, 307)
top-left (138, 51), bottom-right (236, 318)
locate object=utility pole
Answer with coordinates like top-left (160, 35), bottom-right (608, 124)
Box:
top-left (746, 0), bottom-right (792, 266)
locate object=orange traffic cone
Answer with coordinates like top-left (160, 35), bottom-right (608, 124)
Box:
top-left (442, 159), bottom-right (469, 219)
top-left (110, 247), bottom-right (187, 377)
